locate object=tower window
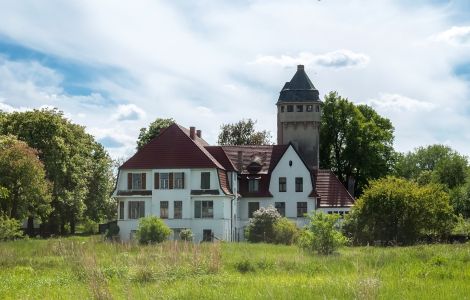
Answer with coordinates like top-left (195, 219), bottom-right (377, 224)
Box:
top-left (315, 105), bottom-right (320, 112)
top-left (296, 105), bottom-right (303, 112)
top-left (280, 106), bottom-right (285, 112)
top-left (306, 105), bottom-right (313, 112)
top-left (287, 105), bottom-right (293, 112)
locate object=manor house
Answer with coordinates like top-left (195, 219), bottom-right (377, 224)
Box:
top-left (113, 65), bottom-right (354, 242)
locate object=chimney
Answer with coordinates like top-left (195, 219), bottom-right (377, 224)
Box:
top-left (297, 64), bottom-right (304, 71)
top-left (189, 126), bottom-right (196, 140)
top-left (196, 130), bottom-right (202, 138)
top-left (237, 151), bottom-right (243, 172)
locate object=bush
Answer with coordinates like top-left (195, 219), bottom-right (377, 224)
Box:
top-left (298, 212), bottom-right (347, 255)
top-left (0, 215), bottom-right (24, 241)
top-left (343, 177), bottom-right (456, 245)
top-left (273, 218), bottom-right (299, 245)
top-left (452, 215), bottom-right (470, 236)
top-left (82, 218), bottom-right (98, 234)
top-left (244, 206), bottom-right (281, 243)
top-left (105, 222), bottom-right (120, 240)
top-left (179, 229), bottom-right (193, 241)
top-left (136, 216), bottom-right (171, 244)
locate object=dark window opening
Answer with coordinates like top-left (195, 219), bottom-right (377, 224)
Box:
top-left (174, 201), bottom-right (182, 219)
top-left (201, 172), bottom-right (210, 189)
top-left (280, 106), bottom-right (285, 112)
top-left (295, 177), bottom-right (303, 192)
top-left (287, 105), bottom-right (293, 112)
top-left (128, 201), bottom-right (145, 219)
top-left (248, 179), bottom-right (259, 192)
top-left (297, 202), bottom-right (307, 217)
top-left (275, 202), bottom-right (286, 217)
top-left (279, 177), bottom-right (286, 192)
top-left (160, 201), bottom-right (168, 219)
top-left (296, 105), bottom-right (303, 112)
top-left (306, 105), bottom-right (313, 112)
top-left (203, 229), bottom-right (213, 242)
top-left (248, 202), bottom-right (260, 218)
top-left (195, 200), bottom-right (213, 218)
top-left (119, 201), bottom-right (124, 219)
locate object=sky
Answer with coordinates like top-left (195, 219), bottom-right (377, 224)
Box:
top-left (0, 0), bottom-right (470, 159)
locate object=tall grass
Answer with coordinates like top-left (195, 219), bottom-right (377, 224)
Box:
top-left (0, 237), bottom-right (469, 299)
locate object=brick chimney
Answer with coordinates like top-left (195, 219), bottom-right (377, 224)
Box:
top-left (196, 130), bottom-right (201, 138)
top-left (189, 126), bottom-right (196, 140)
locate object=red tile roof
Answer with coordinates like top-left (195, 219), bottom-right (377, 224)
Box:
top-left (219, 145), bottom-right (289, 174)
top-left (217, 169), bottom-right (233, 195)
top-left (313, 169), bottom-right (355, 207)
top-left (120, 124), bottom-right (224, 170)
top-left (205, 146), bottom-right (237, 171)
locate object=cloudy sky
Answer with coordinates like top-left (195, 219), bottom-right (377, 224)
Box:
top-left (1, 0), bottom-right (470, 159)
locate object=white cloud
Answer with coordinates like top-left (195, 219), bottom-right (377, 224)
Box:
top-left (113, 104), bottom-right (146, 121)
top-left (434, 26), bottom-right (470, 46)
top-left (252, 50), bottom-right (370, 69)
top-left (366, 93), bottom-right (436, 112)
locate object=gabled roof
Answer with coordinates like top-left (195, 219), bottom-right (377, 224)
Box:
top-left (205, 146), bottom-right (237, 171)
top-left (120, 124), bottom-right (224, 170)
top-left (313, 169), bottom-right (355, 207)
top-left (278, 65), bottom-right (320, 103)
top-left (218, 145), bottom-right (289, 174)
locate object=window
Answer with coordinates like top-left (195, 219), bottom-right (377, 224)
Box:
top-left (174, 201), bottom-right (182, 219)
top-left (174, 172), bottom-right (184, 189)
top-left (195, 201), bottom-right (213, 218)
top-left (297, 202), bottom-right (307, 217)
top-left (119, 201), bottom-right (124, 219)
top-left (201, 172), bottom-right (210, 189)
top-left (306, 105), bottom-right (313, 112)
top-left (203, 229), bottom-right (213, 242)
top-left (275, 202), bottom-right (285, 217)
top-left (296, 105), bottom-right (303, 112)
top-left (287, 105), bottom-right (293, 112)
top-left (248, 179), bottom-right (259, 192)
top-left (316, 105), bottom-right (320, 112)
top-left (128, 201), bottom-right (145, 219)
top-left (128, 173), bottom-right (146, 190)
top-left (248, 202), bottom-right (260, 218)
top-left (279, 177), bottom-right (286, 192)
top-left (295, 177), bottom-right (303, 192)
top-left (280, 106), bottom-right (285, 112)
top-left (160, 173), bottom-right (169, 189)
top-left (160, 201), bottom-right (169, 219)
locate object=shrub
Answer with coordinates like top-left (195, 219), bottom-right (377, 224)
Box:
top-left (234, 258), bottom-right (256, 273)
top-left (0, 215), bottom-right (24, 241)
top-left (452, 215), bottom-right (470, 236)
top-left (179, 228), bottom-right (193, 241)
top-left (82, 218), bottom-right (98, 234)
top-left (273, 217), bottom-right (299, 245)
top-left (343, 177), bottom-right (456, 245)
top-left (136, 216), bottom-right (171, 244)
top-left (244, 206), bottom-right (281, 243)
top-left (105, 223), bottom-right (120, 240)
top-left (299, 212), bottom-right (347, 255)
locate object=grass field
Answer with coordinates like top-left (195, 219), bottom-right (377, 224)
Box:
top-left (0, 237), bottom-right (470, 299)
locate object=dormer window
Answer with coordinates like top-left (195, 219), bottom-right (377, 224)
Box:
top-left (296, 105), bottom-right (303, 112)
top-left (248, 179), bottom-right (259, 192)
top-left (287, 105), bottom-right (293, 112)
top-left (307, 105), bottom-right (313, 112)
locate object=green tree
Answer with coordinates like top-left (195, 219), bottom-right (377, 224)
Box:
top-left (273, 217), bottom-right (299, 245)
top-left (450, 179), bottom-right (470, 218)
top-left (0, 109), bottom-right (113, 234)
top-left (320, 92), bottom-right (395, 196)
top-left (137, 118), bottom-right (175, 150)
top-left (137, 216), bottom-right (171, 244)
top-left (395, 145), bottom-right (468, 189)
top-left (344, 177), bottom-right (455, 245)
top-left (0, 135), bottom-right (52, 234)
top-left (298, 212), bottom-right (348, 255)
top-left (218, 119), bottom-right (272, 145)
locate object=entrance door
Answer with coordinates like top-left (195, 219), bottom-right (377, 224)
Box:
top-left (203, 229), bottom-right (213, 242)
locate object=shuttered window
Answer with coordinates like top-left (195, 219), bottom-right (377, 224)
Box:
top-left (128, 201), bottom-right (145, 219)
top-left (127, 173), bottom-right (146, 190)
top-left (160, 201), bottom-right (169, 219)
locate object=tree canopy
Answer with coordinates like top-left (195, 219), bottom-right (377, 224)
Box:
top-left (218, 119), bottom-right (271, 145)
top-left (137, 118), bottom-right (175, 150)
top-left (320, 91), bottom-right (396, 196)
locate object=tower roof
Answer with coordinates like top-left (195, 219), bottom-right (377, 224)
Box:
top-left (278, 65), bottom-right (320, 103)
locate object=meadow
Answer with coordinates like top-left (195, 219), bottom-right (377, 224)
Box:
top-left (0, 237), bottom-right (469, 299)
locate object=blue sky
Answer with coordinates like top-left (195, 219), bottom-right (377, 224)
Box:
top-left (0, 0), bottom-right (470, 159)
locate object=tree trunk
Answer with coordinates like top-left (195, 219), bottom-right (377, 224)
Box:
top-left (70, 218), bottom-right (76, 235)
top-left (27, 216), bottom-right (34, 236)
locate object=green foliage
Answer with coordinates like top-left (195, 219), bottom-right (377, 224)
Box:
top-left (0, 135), bottom-right (51, 221)
top-left (320, 92), bottom-right (396, 196)
top-left (218, 119), bottom-right (272, 145)
top-left (137, 118), bottom-right (174, 150)
top-left (81, 218), bottom-right (98, 234)
top-left (452, 215), bottom-right (470, 236)
top-left (395, 144), bottom-right (469, 189)
top-left (273, 217), bottom-right (299, 245)
top-left (104, 223), bottom-right (120, 239)
top-left (0, 109), bottom-right (115, 234)
top-left (179, 228), bottom-right (193, 241)
top-left (136, 216), bottom-right (171, 244)
top-left (450, 181), bottom-right (470, 218)
top-left (344, 177), bottom-right (456, 245)
top-left (244, 206), bottom-right (281, 243)
top-left (299, 212), bottom-right (348, 255)
top-left (0, 215), bottom-right (24, 241)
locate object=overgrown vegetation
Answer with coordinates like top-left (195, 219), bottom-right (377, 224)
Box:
top-left (0, 215), bottom-right (23, 241)
top-left (1, 236), bottom-right (470, 299)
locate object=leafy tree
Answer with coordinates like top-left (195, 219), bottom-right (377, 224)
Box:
top-left (273, 218), bottom-right (299, 245)
top-left (0, 135), bottom-right (51, 233)
top-left (137, 118), bottom-right (175, 150)
top-left (0, 215), bottom-right (24, 241)
top-left (450, 180), bottom-right (470, 218)
top-left (320, 92), bottom-right (395, 196)
top-left (395, 145), bottom-right (468, 189)
top-left (218, 119), bottom-right (272, 145)
top-left (0, 109), bottom-right (114, 234)
top-left (137, 216), bottom-right (171, 244)
top-left (298, 212), bottom-right (348, 255)
top-left (245, 206), bottom-right (281, 243)
top-left (344, 177), bottom-right (455, 245)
